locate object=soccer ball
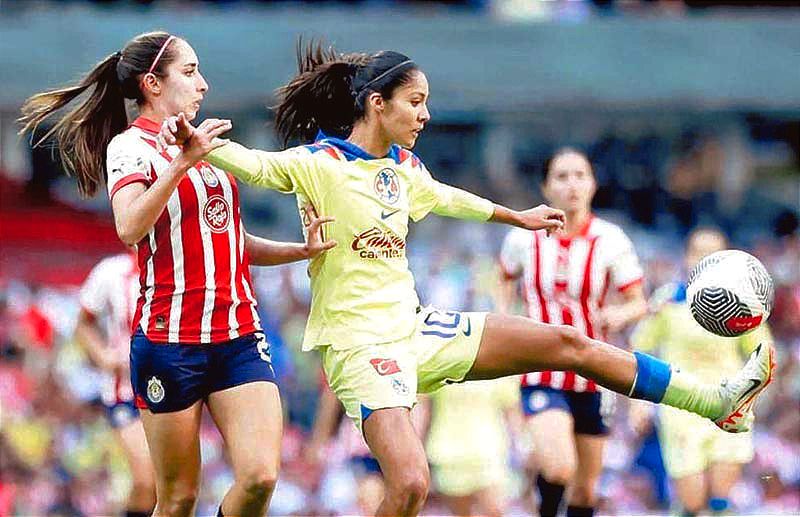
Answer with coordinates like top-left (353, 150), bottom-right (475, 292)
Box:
top-left (686, 250), bottom-right (774, 337)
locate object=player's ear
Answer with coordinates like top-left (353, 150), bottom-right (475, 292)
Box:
top-left (141, 73), bottom-right (161, 96)
top-left (368, 92), bottom-right (384, 113)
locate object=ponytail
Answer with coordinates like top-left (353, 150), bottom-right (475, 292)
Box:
top-left (274, 39), bottom-right (418, 147)
top-left (18, 31), bottom-right (178, 198)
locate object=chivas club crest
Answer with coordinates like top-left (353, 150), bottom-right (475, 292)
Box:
top-left (147, 376), bottom-right (165, 404)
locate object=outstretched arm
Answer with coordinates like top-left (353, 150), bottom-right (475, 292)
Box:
top-left (158, 115), bottom-right (306, 193)
top-left (422, 177), bottom-right (565, 235)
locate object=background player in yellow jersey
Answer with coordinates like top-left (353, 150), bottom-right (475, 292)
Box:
top-left (159, 42), bottom-right (774, 516)
top-left (424, 377), bottom-right (519, 516)
top-left (630, 227), bottom-right (771, 517)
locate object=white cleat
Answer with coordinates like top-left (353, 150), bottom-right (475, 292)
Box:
top-left (715, 343), bottom-right (776, 433)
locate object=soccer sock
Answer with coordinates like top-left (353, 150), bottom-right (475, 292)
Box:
top-left (629, 352), bottom-right (724, 419)
top-left (124, 512), bottom-right (151, 517)
top-left (536, 474), bottom-right (566, 517)
top-left (709, 497), bottom-right (730, 513)
top-left (566, 505), bottom-right (595, 517)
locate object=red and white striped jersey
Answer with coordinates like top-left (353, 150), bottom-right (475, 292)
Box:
top-left (499, 215), bottom-right (643, 392)
top-left (79, 252), bottom-right (138, 405)
top-left (106, 117), bottom-right (260, 344)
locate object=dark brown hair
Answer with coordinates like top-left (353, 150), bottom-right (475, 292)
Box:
top-left (18, 31), bottom-right (180, 197)
top-left (274, 39), bottom-right (419, 147)
top-left (542, 147), bottom-right (594, 183)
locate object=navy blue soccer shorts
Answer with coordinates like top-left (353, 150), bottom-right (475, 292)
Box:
top-left (130, 327), bottom-right (277, 413)
top-left (521, 385), bottom-right (614, 436)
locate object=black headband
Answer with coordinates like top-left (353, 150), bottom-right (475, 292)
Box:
top-left (355, 59), bottom-right (415, 95)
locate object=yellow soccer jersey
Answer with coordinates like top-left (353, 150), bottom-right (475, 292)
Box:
top-left (631, 282), bottom-right (771, 382)
top-left (208, 137), bottom-right (494, 351)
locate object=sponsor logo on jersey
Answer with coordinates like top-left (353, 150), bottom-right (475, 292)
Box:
top-left (203, 195), bottom-right (231, 233)
top-left (370, 358), bottom-right (401, 376)
top-left (374, 168), bottom-right (400, 205)
top-left (147, 376), bottom-right (165, 404)
top-left (199, 164), bottom-right (220, 187)
top-left (351, 227), bottom-right (406, 259)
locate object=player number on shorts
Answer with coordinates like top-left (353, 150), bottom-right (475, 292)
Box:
top-left (421, 310), bottom-right (461, 339)
top-left (255, 334), bottom-right (272, 363)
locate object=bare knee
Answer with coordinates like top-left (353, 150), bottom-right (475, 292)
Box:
top-left (237, 463), bottom-right (279, 500)
top-left (386, 466), bottom-right (430, 507)
top-left (540, 462), bottom-right (576, 487)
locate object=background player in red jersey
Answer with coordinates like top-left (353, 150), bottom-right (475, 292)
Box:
top-left (75, 249), bottom-right (156, 517)
top-left (498, 148), bottom-right (648, 517)
top-left (19, 32), bottom-right (335, 517)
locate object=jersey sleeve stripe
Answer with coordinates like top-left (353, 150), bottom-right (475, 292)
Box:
top-left (109, 174), bottom-right (149, 200)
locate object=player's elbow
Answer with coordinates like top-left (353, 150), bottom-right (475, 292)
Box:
top-left (116, 220), bottom-right (144, 246)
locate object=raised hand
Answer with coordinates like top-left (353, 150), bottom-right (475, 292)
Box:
top-left (157, 113), bottom-right (232, 163)
top-left (302, 204), bottom-right (338, 258)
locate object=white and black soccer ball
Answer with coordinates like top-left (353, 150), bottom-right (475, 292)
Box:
top-left (686, 250), bottom-right (774, 337)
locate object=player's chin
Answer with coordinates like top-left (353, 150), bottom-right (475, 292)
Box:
top-left (403, 134), bottom-right (419, 149)
top-left (184, 107), bottom-right (199, 122)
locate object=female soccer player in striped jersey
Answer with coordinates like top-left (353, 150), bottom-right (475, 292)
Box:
top-left (160, 42), bottom-right (775, 516)
top-left (498, 148), bottom-right (647, 517)
top-left (20, 32), bottom-right (335, 517)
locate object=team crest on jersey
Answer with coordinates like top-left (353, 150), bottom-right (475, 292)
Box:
top-left (199, 164), bottom-right (219, 187)
top-left (203, 195), bottom-right (231, 233)
top-left (147, 376), bottom-right (165, 404)
top-left (374, 168), bottom-right (400, 205)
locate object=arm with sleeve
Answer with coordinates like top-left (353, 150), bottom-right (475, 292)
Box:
top-left (206, 142), bottom-right (314, 194)
top-left (608, 229), bottom-right (645, 292)
top-left (409, 164), bottom-right (494, 222)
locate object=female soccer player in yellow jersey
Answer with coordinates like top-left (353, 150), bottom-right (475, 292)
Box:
top-left (159, 42), bottom-right (775, 516)
top-left (630, 227), bottom-right (772, 517)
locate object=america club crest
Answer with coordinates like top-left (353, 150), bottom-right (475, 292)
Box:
top-left (203, 195), bottom-right (231, 233)
top-left (374, 168), bottom-right (400, 205)
top-left (147, 376), bottom-right (165, 404)
top-left (199, 164), bottom-right (220, 187)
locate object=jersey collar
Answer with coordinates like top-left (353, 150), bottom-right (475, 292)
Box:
top-left (558, 213), bottom-right (594, 245)
top-left (319, 136), bottom-right (402, 164)
top-left (130, 116), bottom-right (161, 135)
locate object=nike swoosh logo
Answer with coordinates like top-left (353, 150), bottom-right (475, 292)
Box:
top-left (463, 317), bottom-right (471, 336)
top-left (381, 209), bottom-right (401, 220)
top-left (737, 379), bottom-right (761, 406)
